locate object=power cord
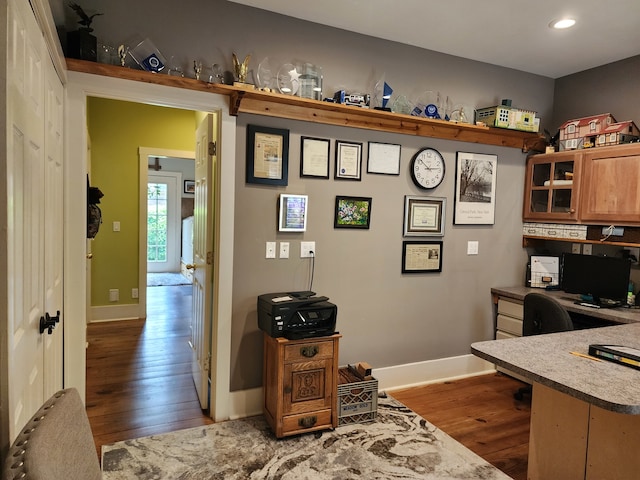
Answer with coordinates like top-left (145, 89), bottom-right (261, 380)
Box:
top-left (600, 225), bottom-right (615, 242)
top-left (308, 251), bottom-right (315, 291)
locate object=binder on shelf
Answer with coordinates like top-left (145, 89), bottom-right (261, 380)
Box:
top-left (588, 344), bottom-right (640, 370)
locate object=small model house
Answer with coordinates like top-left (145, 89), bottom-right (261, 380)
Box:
top-left (559, 113), bottom-right (640, 150)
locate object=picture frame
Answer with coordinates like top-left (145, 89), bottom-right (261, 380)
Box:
top-left (246, 124), bottom-right (289, 186)
top-left (278, 194), bottom-right (308, 232)
top-left (183, 180), bottom-right (195, 194)
top-left (300, 136), bottom-right (330, 178)
top-left (334, 140), bottom-right (363, 180)
top-left (334, 195), bottom-right (372, 229)
top-left (367, 141), bottom-right (401, 175)
top-left (402, 240), bottom-right (443, 273)
top-left (403, 196), bottom-right (446, 236)
top-left (453, 151), bottom-right (497, 225)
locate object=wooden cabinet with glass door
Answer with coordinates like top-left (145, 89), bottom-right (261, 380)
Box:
top-left (523, 150), bottom-right (582, 222)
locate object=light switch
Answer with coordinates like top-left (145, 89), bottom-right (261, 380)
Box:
top-left (467, 241), bottom-right (479, 255)
top-left (266, 242), bottom-right (276, 259)
top-left (113, 221), bottom-right (120, 232)
top-left (279, 242), bottom-right (290, 258)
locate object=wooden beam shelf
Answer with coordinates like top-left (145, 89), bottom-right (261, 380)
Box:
top-left (523, 236), bottom-right (640, 249)
top-left (66, 58), bottom-right (540, 149)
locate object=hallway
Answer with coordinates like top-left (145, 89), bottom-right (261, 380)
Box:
top-left (85, 285), bottom-right (213, 457)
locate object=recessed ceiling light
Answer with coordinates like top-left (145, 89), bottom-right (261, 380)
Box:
top-left (550, 18), bottom-right (576, 29)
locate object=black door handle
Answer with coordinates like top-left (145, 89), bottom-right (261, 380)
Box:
top-left (39, 312), bottom-right (58, 335)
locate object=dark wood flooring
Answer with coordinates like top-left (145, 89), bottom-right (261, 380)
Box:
top-left (86, 285), bottom-right (530, 478)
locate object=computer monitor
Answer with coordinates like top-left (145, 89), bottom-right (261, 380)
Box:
top-left (561, 253), bottom-right (631, 307)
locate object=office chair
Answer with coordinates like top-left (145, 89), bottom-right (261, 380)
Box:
top-left (2, 388), bottom-right (102, 480)
top-left (514, 293), bottom-right (573, 400)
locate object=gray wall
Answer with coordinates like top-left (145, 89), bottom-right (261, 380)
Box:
top-left (552, 55), bottom-right (640, 131)
top-left (52, 0), bottom-right (558, 391)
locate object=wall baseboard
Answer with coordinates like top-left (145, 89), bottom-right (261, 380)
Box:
top-left (90, 304), bottom-right (143, 323)
top-left (226, 353), bottom-right (496, 420)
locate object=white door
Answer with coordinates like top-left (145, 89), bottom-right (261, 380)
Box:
top-left (190, 114), bottom-right (216, 409)
top-left (6, 0), bottom-right (64, 439)
top-left (147, 171), bottom-right (182, 273)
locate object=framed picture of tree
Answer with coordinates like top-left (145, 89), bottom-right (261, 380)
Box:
top-left (453, 152), bottom-right (497, 225)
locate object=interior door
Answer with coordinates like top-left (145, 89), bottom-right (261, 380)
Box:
top-left (190, 114), bottom-right (216, 409)
top-left (7, 0), bottom-right (64, 439)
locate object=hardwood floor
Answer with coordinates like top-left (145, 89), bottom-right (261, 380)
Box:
top-left (87, 285), bottom-right (530, 478)
top-left (393, 373), bottom-right (531, 480)
top-left (85, 285), bottom-right (213, 458)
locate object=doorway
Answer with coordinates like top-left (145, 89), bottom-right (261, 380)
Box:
top-left (147, 171), bottom-right (182, 274)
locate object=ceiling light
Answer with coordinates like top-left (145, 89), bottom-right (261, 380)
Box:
top-left (550, 18), bottom-right (576, 29)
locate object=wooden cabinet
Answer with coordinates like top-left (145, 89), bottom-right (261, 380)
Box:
top-left (523, 150), bottom-right (582, 222)
top-left (579, 143), bottom-right (640, 225)
top-left (263, 333), bottom-right (340, 438)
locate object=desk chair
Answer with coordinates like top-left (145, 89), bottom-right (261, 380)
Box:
top-left (2, 388), bottom-right (101, 480)
top-left (514, 293), bottom-right (574, 400)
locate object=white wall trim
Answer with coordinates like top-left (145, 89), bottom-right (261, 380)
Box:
top-left (89, 304), bottom-right (142, 323)
top-left (227, 354), bottom-right (496, 419)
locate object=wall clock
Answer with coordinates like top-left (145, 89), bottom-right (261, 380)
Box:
top-left (410, 147), bottom-right (445, 189)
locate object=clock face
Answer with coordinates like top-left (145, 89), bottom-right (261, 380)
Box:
top-left (410, 148), bottom-right (445, 189)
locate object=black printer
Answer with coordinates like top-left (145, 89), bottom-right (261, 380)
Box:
top-left (257, 291), bottom-right (337, 339)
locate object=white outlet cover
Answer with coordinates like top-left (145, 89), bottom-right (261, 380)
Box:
top-left (266, 242), bottom-right (276, 259)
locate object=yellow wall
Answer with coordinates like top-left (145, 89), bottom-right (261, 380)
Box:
top-left (87, 97), bottom-right (197, 306)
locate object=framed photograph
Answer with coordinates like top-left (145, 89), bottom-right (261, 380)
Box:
top-left (334, 195), bottom-right (372, 229)
top-left (300, 136), bottom-right (330, 178)
top-left (246, 124), bottom-right (289, 186)
top-left (403, 196), bottom-right (446, 236)
top-left (402, 240), bottom-right (443, 273)
top-left (453, 151), bottom-right (497, 225)
top-left (183, 180), bottom-right (195, 194)
top-left (278, 194), bottom-right (308, 232)
top-left (334, 140), bottom-right (363, 180)
top-left (367, 141), bottom-right (401, 175)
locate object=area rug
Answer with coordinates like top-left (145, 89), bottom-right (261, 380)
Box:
top-left (147, 272), bottom-right (191, 286)
top-left (101, 394), bottom-right (510, 479)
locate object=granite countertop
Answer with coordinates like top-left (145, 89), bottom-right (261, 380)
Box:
top-left (472, 322), bottom-right (640, 414)
top-left (492, 286), bottom-right (640, 324)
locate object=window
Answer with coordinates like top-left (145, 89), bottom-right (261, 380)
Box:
top-left (567, 124), bottom-right (576, 134)
top-left (147, 183), bottom-right (168, 262)
top-left (589, 121), bottom-right (597, 131)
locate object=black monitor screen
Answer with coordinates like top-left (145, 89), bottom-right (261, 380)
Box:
top-left (561, 253), bottom-right (630, 304)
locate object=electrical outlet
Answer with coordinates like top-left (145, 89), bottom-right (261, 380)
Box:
top-left (572, 243), bottom-right (581, 254)
top-left (266, 242), bottom-right (276, 259)
top-left (279, 242), bottom-right (290, 258)
top-left (131, 288), bottom-right (139, 299)
top-left (109, 289), bottom-right (119, 302)
top-left (112, 221), bottom-right (120, 232)
top-left (301, 241), bottom-right (316, 258)
top-left (583, 244), bottom-right (592, 255)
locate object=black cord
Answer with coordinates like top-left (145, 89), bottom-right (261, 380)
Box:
top-left (309, 251), bottom-right (315, 291)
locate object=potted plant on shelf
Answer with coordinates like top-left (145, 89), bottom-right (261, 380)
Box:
top-left (67, 3), bottom-right (103, 62)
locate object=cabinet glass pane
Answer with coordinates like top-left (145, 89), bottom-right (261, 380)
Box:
top-left (532, 163), bottom-right (551, 187)
top-left (551, 189), bottom-right (572, 212)
top-left (553, 161), bottom-right (574, 184)
top-left (530, 190), bottom-right (549, 212)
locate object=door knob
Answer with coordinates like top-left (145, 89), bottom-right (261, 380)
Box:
top-left (39, 313), bottom-right (57, 335)
top-left (185, 264), bottom-right (196, 270)
top-left (86, 253), bottom-right (93, 259)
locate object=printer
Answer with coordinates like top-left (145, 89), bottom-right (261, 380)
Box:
top-left (257, 291), bottom-right (337, 339)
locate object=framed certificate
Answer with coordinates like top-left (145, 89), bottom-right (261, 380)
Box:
top-left (334, 140), bottom-right (362, 180)
top-left (402, 240), bottom-right (443, 273)
top-left (403, 196), bottom-right (446, 236)
top-left (300, 136), bottom-right (330, 178)
top-left (367, 141), bottom-right (401, 175)
top-left (246, 124), bottom-right (289, 186)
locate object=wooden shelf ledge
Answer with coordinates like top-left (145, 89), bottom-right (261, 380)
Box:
top-left (66, 58), bottom-right (540, 149)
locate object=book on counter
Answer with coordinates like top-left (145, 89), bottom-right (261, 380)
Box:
top-left (588, 344), bottom-right (640, 370)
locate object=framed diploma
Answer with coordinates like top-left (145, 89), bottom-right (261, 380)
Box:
top-left (403, 196), bottom-right (446, 236)
top-left (402, 241), bottom-right (443, 273)
top-left (300, 136), bottom-right (330, 178)
top-left (367, 141), bottom-right (401, 175)
top-left (334, 140), bottom-right (363, 181)
top-left (246, 124), bottom-right (289, 186)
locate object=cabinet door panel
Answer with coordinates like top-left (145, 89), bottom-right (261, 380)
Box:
top-left (580, 146), bottom-right (640, 224)
top-left (283, 359), bottom-right (333, 415)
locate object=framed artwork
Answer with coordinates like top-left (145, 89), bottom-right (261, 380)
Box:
top-left (300, 136), bottom-right (330, 178)
top-left (334, 140), bottom-right (363, 180)
top-left (402, 240), bottom-right (443, 273)
top-left (334, 195), bottom-right (372, 229)
top-left (183, 180), bottom-right (195, 194)
top-left (403, 196), bottom-right (446, 236)
top-left (367, 141), bottom-right (401, 175)
top-left (453, 151), bottom-right (497, 225)
top-left (278, 194), bottom-right (308, 232)
top-left (246, 124), bottom-right (289, 186)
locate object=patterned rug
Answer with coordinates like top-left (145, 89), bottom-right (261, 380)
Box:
top-left (101, 395), bottom-right (510, 479)
top-left (147, 272), bottom-right (191, 286)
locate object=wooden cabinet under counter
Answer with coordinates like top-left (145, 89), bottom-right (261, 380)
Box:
top-left (579, 143), bottom-right (640, 225)
top-left (263, 333), bottom-right (341, 438)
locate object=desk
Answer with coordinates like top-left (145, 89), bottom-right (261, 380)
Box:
top-left (472, 323), bottom-right (640, 480)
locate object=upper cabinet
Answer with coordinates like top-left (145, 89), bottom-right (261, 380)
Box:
top-left (523, 150), bottom-right (581, 222)
top-left (524, 143), bottom-right (640, 226)
top-left (580, 144), bottom-right (640, 225)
